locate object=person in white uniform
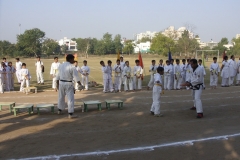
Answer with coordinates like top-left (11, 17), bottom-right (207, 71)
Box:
top-left (123, 61), bottom-right (133, 91)
top-left (50, 57), bottom-right (60, 90)
top-left (150, 67), bottom-right (164, 117)
top-left (81, 60), bottom-right (90, 90)
top-left (147, 60), bottom-right (158, 90)
top-left (180, 59), bottom-right (187, 89)
top-left (221, 56), bottom-right (230, 87)
top-left (181, 59), bottom-right (204, 118)
top-left (35, 56), bottom-right (44, 85)
top-left (113, 59), bottom-right (122, 92)
top-left (7, 62), bottom-right (16, 91)
top-left (228, 55), bottom-right (237, 86)
top-left (164, 60), bottom-right (172, 90)
top-left (210, 57), bottom-right (220, 89)
top-left (174, 59), bottom-right (181, 90)
top-left (120, 56), bottom-right (125, 84)
top-left (236, 58), bottom-right (240, 85)
top-left (100, 60), bottom-right (114, 93)
top-left (19, 63), bottom-right (31, 92)
top-left (56, 54), bottom-right (81, 119)
top-left (198, 59), bottom-right (206, 89)
top-left (15, 58), bottom-right (22, 83)
top-left (133, 59), bottom-right (143, 90)
top-left (185, 59), bottom-right (192, 90)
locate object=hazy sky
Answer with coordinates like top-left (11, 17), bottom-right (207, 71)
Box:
top-left (0, 0), bottom-right (239, 43)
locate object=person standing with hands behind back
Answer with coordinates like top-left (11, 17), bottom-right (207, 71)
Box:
top-left (56, 54), bottom-right (81, 119)
top-left (35, 56), bottom-right (44, 85)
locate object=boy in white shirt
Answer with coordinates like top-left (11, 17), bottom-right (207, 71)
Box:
top-left (50, 57), bottom-right (60, 90)
top-left (150, 67), bottom-right (164, 117)
top-left (210, 57), bottom-right (220, 89)
top-left (133, 60), bottom-right (143, 90)
top-left (35, 56), bottom-right (44, 85)
top-left (81, 60), bottom-right (90, 90)
top-left (19, 63), bottom-right (31, 92)
top-left (123, 61), bottom-right (133, 91)
top-left (15, 58), bottom-right (22, 83)
top-left (174, 59), bottom-right (181, 90)
top-left (164, 60), bottom-right (172, 90)
top-left (147, 60), bottom-right (158, 90)
top-left (113, 59), bottom-right (122, 92)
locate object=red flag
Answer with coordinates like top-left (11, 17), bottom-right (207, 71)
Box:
top-left (138, 52), bottom-right (144, 80)
top-left (222, 50), bottom-right (226, 61)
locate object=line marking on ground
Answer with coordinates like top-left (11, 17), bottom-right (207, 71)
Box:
top-left (14, 132), bottom-right (240, 160)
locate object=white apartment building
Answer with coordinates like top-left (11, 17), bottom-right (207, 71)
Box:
top-left (58, 37), bottom-right (77, 51)
top-left (136, 31), bottom-right (157, 41)
top-left (134, 41), bottom-right (151, 53)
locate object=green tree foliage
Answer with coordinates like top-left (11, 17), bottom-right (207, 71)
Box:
top-left (150, 33), bottom-right (176, 55)
top-left (177, 30), bottom-right (200, 54)
top-left (42, 39), bottom-right (61, 56)
top-left (16, 28), bottom-right (45, 57)
top-left (123, 40), bottom-right (134, 55)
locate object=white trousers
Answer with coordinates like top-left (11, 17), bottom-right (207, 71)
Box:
top-left (150, 86), bottom-right (161, 115)
top-left (164, 74), bottom-right (171, 90)
top-left (81, 75), bottom-right (89, 90)
top-left (103, 78), bottom-right (114, 92)
top-left (52, 77), bottom-right (57, 89)
top-left (229, 77), bottom-right (235, 85)
top-left (148, 74), bottom-right (154, 88)
top-left (133, 76), bottom-right (142, 90)
top-left (124, 77), bottom-right (133, 91)
top-left (192, 87), bottom-right (203, 113)
top-left (210, 74), bottom-right (218, 87)
top-left (114, 76), bottom-right (122, 91)
top-left (58, 82), bottom-right (75, 113)
top-left (174, 77), bottom-right (182, 89)
top-left (36, 71), bottom-right (44, 83)
top-left (0, 78), bottom-right (4, 93)
top-left (16, 70), bottom-right (21, 83)
top-left (20, 79), bottom-right (30, 91)
top-left (221, 77), bottom-right (229, 86)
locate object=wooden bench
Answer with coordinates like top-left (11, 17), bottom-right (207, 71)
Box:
top-left (36, 104), bottom-right (55, 115)
top-left (13, 104), bottom-right (34, 116)
top-left (105, 100), bottom-right (123, 110)
top-left (0, 102), bottom-right (15, 113)
top-left (83, 100), bottom-right (102, 112)
top-left (23, 87), bottom-right (37, 95)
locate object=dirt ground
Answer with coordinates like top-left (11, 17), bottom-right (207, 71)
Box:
top-left (0, 85), bottom-right (240, 160)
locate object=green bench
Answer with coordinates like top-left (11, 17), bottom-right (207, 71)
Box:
top-left (83, 100), bottom-right (102, 112)
top-left (105, 100), bottom-right (123, 110)
top-left (0, 102), bottom-right (15, 113)
top-left (36, 104), bottom-right (55, 115)
top-left (13, 104), bottom-right (34, 116)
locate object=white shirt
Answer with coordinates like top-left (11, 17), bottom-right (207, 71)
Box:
top-left (113, 64), bottom-right (122, 77)
top-left (164, 65), bottom-right (173, 75)
top-left (15, 61), bottom-right (22, 71)
top-left (210, 63), bottom-right (220, 74)
top-left (80, 65), bottom-right (90, 76)
top-left (187, 66), bottom-right (204, 87)
top-left (133, 66), bottom-right (143, 76)
top-left (50, 62), bottom-right (60, 75)
top-left (19, 68), bottom-right (31, 80)
top-left (56, 62), bottom-right (80, 82)
top-left (35, 61), bottom-right (43, 72)
top-left (123, 66), bottom-right (132, 77)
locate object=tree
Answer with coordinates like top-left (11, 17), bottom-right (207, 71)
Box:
top-left (123, 40), bottom-right (134, 55)
top-left (113, 34), bottom-right (122, 53)
top-left (16, 28), bottom-right (45, 57)
top-left (150, 33), bottom-right (176, 55)
top-left (42, 39), bottom-right (61, 57)
top-left (177, 30), bottom-right (199, 56)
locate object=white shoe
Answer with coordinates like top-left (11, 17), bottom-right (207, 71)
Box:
top-left (68, 114), bottom-right (78, 119)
